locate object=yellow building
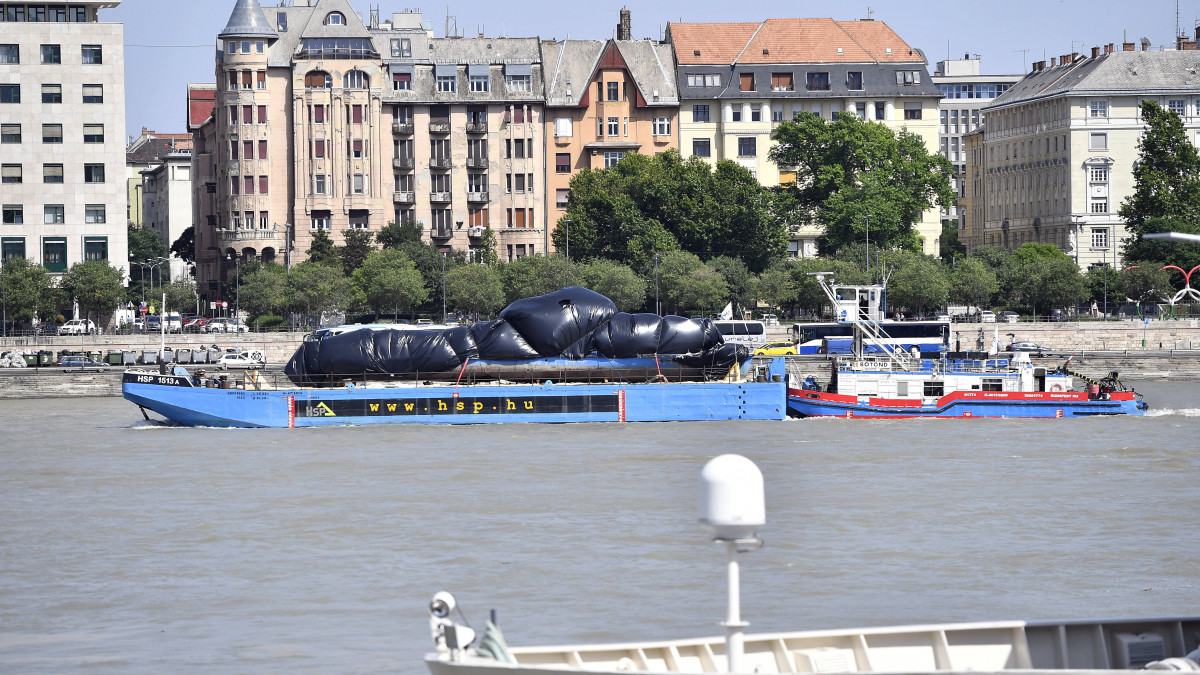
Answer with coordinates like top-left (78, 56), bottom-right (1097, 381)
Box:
top-left (667, 18), bottom-right (944, 256)
top-left (541, 10), bottom-right (679, 250)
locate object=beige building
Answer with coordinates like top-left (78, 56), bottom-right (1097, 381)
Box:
top-left (978, 41), bottom-right (1200, 269)
top-left (667, 18), bottom-right (944, 257)
top-left (541, 9), bottom-right (679, 250)
top-left (0, 1), bottom-right (127, 279)
top-left (140, 152), bottom-right (194, 280)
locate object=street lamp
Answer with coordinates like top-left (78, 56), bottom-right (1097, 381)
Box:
top-left (864, 213), bottom-right (870, 279)
top-left (1, 258), bottom-right (7, 339)
top-left (227, 253), bottom-right (241, 348)
top-left (563, 218), bottom-right (570, 263)
top-left (654, 253), bottom-right (660, 315)
top-left (1070, 214), bottom-right (1083, 267)
top-left (441, 252), bottom-right (446, 324)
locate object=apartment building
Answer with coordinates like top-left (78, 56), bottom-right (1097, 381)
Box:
top-left (978, 40), bottom-right (1200, 269)
top-left (931, 56), bottom-right (1021, 235)
top-left (542, 9), bottom-right (679, 249)
top-left (140, 151), bottom-right (193, 280)
top-left (0, 1), bottom-right (127, 278)
top-left (667, 18), bottom-right (944, 257)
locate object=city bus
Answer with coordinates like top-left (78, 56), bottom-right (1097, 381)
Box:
top-left (789, 320), bottom-right (950, 356)
top-left (712, 320), bottom-right (769, 347)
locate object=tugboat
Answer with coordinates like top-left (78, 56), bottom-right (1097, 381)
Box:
top-left (786, 275), bottom-right (1147, 419)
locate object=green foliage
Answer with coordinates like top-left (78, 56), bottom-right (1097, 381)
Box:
top-left (882, 252), bottom-right (949, 315)
top-left (655, 251), bottom-right (729, 315)
top-left (500, 254), bottom-right (576, 303)
top-left (707, 256), bottom-right (753, 316)
top-left (1125, 217), bottom-right (1200, 275)
top-left (306, 229), bottom-right (340, 267)
top-left (940, 221), bottom-right (966, 260)
top-left (339, 229), bottom-right (376, 276)
top-left (1013, 242), bottom-right (1071, 262)
top-left (446, 264), bottom-right (506, 318)
top-left (948, 257), bottom-right (998, 311)
top-left (769, 112), bottom-right (955, 254)
top-left (0, 257), bottom-right (59, 325)
top-left (1084, 265), bottom-right (1126, 312)
top-left (1120, 101), bottom-right (1200, 259)
top-left (286, 262), bottom-right (355, 323)
top-left (969, 245), bottom-right (1019, 306)
top-left (170, 225), bottom-right (195, 263)
top-left (755, 263), bottom-right (796, 314)
top-left (351, 249), bottom-right (429, 320)
top-left (555, 150), bottom-right (785, 273)
top-left (255, 314), bottom-right (285, 329)
top-left (161, 279), bottom-right (200, 315)
top-left (60, 260), bottom-right (125, 324)
top-left (1123, 264), bottom-right (1172, 306)
top-left (472, 227), bottom-right (500, 266)
top-left (1010, 255), bottom-right (1085, 316)
top-left (377, 219), bottom-right (425, 250)
top-left (237, 264), bottom-right (287, 320)
top-left (127, 222), bottom-right (168, 299)
top-left (577, 259), bottom-right (646, 312)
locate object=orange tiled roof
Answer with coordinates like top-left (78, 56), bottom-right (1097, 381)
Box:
top-left (671, 18), bottom-right (918, 65)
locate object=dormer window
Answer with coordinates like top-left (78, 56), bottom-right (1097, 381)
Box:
top-left (277, 12), bottom-right (287, 32)
top-left (324, 12), bottom-right (345, 26)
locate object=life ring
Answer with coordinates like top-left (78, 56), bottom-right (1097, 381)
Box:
top-left (1050, 384), bottom-right (1063, 392)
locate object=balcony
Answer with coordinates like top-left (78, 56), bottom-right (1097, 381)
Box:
top-left (466, 191), bottom-right (489, 203)
top-left (215, 228), bottom-right (283, 247)
top-left (466, 157), bottom-right (489, 169)
top-left (465, 122), bottom-right (487, 134)
top-left (393, 157), bottom-right (415, 170)
top-left (468, 226), bottom-right (485, 238)
top-left (429, 191), bottom-right (452, 203)
top-left (392, 121), bottom-right (414, 135)
top-left (429, 157), bottom-right (452, 170)
top-left (430, 226), bottom-right (453, 239)
top-left (392, 190), bottom-right (415, 204)
top-left (429, 121), bottom-right (451, 134)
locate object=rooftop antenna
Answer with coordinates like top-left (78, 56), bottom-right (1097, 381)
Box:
top-left (1013, 48), bottom-right (1030, 70)
top-left (369, 5), bottom-right (379, 29)
top-left (699, 454), bottom-right (765, 675)
top-left (866, 6), bottom-right (874, 20)
top-left (444, 6), bottom-right (459, 38)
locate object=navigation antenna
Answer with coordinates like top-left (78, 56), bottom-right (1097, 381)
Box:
top-left (445, 7), bottom-right (460, 38)
top-left (369, 5), bottom-right (379, 30)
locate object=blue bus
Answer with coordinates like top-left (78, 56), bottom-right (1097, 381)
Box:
top-left (790, 320), bottom-right (950, 356)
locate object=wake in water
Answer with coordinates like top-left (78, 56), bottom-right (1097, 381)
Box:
top-left (128, 418), bottom-right (182, 429)
top-left (1145, 408), bottom-right (1200, 417)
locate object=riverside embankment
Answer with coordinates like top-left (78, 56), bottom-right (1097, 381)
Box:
top-left (1, 321), bottom-right (1199, 399)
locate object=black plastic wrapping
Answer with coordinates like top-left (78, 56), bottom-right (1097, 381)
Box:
top-left (283, 287), bottom-right (749, 386)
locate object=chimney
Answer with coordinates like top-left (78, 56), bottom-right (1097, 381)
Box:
top-left (617, 7), bottom-right (631, 41)
top-left (1106, 43), bottom-right (1115, 54)
top-left (1091, 46), bottom-right (1100, 58)
top-left (1050, 56), bottom-right (1057, 67)
top-left (1071, 51), bottom-right (1079, 61)
top-left (1141, 41), bottom-right (1149, 51)
top-left (1123, 42), bottom-right (1135, 51)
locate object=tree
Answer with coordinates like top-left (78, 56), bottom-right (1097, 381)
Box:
top-left (553, 150), bottom-right (786, 273)
top-left (1120, 101), bottom-right (1200, 260)
top-left (472, 226), bottom-right (500, 267)
top-left (1, 257), bottom-right (58, 327)
top-left (655, 251), bottom-right (729, 315)
top-left (446, 264), bottom-right (506, 318)
top-left (306, 229), bottom-right (340, 267)
top-left (286, 262), bottom-right (355, 325)
top-left (1123, 264), bottom-right (1172, 310)
top-left (1009, 244), bottom-right (1085, 316)
top-left (127, 221), bottom-right (168, 301)
top-left (60, 260), bottom-right (125, 327)
top-left (755, 263), bottom-right (797, 315)
top-left (238, 264), bottom-right (287, 321)
top-left (161, 279), bottom-right (200, 316)
top-left (883, 253), bottom-right (949, 316)
top-left (170, 226), bottom-right (195, 264)
top-left (377, 219), bottom-right (425, 249)
top-left (577, 259), bottom-right (646, 312)
top-left (351, 249), bottom-right (429, 321)
top-left (500, 254), bottom-right (576, 302)
top-left (707, 256), bottom-right (753, 316)
top-left (769, 112), bottom-right (955, 254)
top-left (1124, 217), bottom-right (1200, 277)
top-left (340, 228), bottom-right (375, 276)
top-left (949, 257), bottom-right (998, 312)
top-left (1084, 264), bottom-right (1127, 315)
top-left (969, 245), bottom-right (1019, 306)
top-left (940, 220), bottom-right (966, 260)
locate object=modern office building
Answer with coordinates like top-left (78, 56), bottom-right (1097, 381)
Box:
top-left (667, 17), bottom-right (944, 257)
top-left (541, 9), bottom-right (679, 247)
top-left (977, 40), bottom-right (1200, 269)
top-left (0, 0), bottom-right (127, 279)
top-left (931, 56), bottom-right (1021, 237)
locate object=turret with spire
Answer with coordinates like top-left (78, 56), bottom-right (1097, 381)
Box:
top-left (219, 0), bottom-right (278, 40)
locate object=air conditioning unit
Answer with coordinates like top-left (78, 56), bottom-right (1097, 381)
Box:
top-left (1113, 633), bottom-right (1166, 668)
top-left (468, 226), bottom-right (484, 237)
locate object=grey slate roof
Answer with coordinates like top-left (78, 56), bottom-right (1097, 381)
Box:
top-left (218, 0), bottom-right (277, 40)
top-left (293, 0), bottom-right (371, 40)
top-left (989, 50), bottom-right (1200, 109)
top-left (676, 62), bottom-right (939, 101)
top-left (542, 39), bottom-right (678, 108)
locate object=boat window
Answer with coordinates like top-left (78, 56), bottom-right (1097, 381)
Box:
top-left (982, 378), bottom-right (1003, 392)
top-left (897, 381), bottom-right (908, 397)
top-left (747, 323), bottom-right (764, 335)
top-left (923, 381), bottom-right (944, 397)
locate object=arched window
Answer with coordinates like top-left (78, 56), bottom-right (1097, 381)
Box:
top-left (344, 70), bottom-right (368, 89)
top-left (324, 12), bottom-right (345, 25)
top-left (305, 70), bottom-right (331, 89)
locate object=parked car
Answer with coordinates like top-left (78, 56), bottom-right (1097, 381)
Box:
top-left (57, 355), bottom-right (110, 369)
top-left (36, 323), bottom-right (60, 336)
top-left (934, 312), bottom-right (950, 322)
top-left (754, 340), bottom-right (798, 356)
top-left (1009, 341), bottom-right (1046, 353)
top-left (1000, 311), bottom-right (1020, 323)
top-left (207, 318), bottom-right (248, 333)
top-left (216, 352), bottom-right (264, 369)
top-left (163, 312), bottom-right (183, 333)
top-left (146, 315), bottom-right (161, 331)
top-left (760, 314), bottom-right (780, 326)
top-left (182, 317), bottom-right (209, 333)
top-left (59, 319), bottom-right (100, 336)
top-left (980, 311), bottom-right (996, 323)
top-left (1049, 308), bottom-right (1068, 322)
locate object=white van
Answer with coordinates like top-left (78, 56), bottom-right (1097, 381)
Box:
top-left (163, 312), bottom-right (183, 333)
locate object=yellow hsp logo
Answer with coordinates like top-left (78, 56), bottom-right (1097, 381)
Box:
top-left (314, 402), bottom-right (337, 417)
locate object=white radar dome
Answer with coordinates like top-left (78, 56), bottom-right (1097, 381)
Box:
top-left (698, 454), bottom-right (765, 540)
